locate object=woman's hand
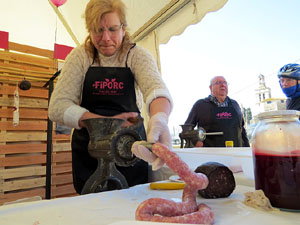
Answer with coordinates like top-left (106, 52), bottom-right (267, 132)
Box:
top-left (112, 112), bottom-right (138, 127)
top-left (131, 112), bottom-right (171, 171)
top-left (78, 111), bottom-right (138, 128)
top-left (78, 112), bottom-right (102, 128)
top-left (147, 112), bottom-right (171, 149)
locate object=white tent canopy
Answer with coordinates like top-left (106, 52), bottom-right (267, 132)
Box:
top-left (1, 0), bottom-right (227, 62)
top-left (1, 0), bottom-right (227, 124)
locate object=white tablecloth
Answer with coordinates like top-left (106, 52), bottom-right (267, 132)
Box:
top-left (1, 146), bottom-right (298, 225)
top-left (0, 183), bottom-right (299, 225)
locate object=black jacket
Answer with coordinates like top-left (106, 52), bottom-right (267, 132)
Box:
top-left (287, 96), bottom-right (300, 111)
top-left (185, 96), bottom-right (250, 147)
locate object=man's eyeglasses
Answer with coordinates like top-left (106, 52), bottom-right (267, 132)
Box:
top-left (94, 24), bottom-right (123, 37)
top-left (279, 77), bottom-right (295, 84)
top-left (212, 81), bottom-right (228, 86)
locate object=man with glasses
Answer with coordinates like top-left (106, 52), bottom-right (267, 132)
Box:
top-left (278, 63), bottom-right (300, 111)
top-left (184, 76), bottom-right (249, 148)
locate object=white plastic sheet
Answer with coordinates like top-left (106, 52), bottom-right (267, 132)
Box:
top-left (0, 184), bottom-right (299, 225)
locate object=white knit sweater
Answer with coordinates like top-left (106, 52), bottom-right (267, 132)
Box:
top-left (48, 44), bottom-right (173, 129)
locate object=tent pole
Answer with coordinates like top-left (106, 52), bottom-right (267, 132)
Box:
top-left (45, 80), bottom-right (54, 199)
top-left (44, 70), bottom-right (60, 199)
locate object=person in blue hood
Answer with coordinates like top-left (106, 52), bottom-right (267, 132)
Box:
top-left (278, 63), bottom-right (300, 111)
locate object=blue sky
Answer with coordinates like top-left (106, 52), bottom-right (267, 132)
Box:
top-left (159, 0), bottom-right (300, 134)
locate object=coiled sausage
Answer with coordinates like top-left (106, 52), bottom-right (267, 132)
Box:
top-left (135, 143), bottom-right (214, 224)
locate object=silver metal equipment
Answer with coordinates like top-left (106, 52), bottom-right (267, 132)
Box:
top-left (179, 124), bottom-right (223, 148)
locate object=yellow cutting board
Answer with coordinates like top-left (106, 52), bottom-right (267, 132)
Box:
top-left (149, 182), bottom-right (186, 190)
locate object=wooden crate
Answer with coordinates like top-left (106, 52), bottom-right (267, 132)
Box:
top-left (0, 41), bottom-right (77, 205)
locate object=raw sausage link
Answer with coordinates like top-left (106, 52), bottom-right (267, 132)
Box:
top-left (135, 143), bottom-right (214, 224)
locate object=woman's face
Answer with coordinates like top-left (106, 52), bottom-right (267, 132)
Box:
top-left (90, 11), bottom-right (125, 56)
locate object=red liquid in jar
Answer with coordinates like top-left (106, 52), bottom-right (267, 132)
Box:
top-left (253, 150), bottom-right (300, 210)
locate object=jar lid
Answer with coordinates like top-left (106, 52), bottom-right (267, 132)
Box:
top-left (258, 110), bottom-right (300, 120)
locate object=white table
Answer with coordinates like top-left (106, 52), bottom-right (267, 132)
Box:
top-left (0, 147), bottom-right (299, 225)
top-left (0, 182), bottom-right (299, 225)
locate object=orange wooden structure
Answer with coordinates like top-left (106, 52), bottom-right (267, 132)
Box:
top-left (0, 41), bottom-right (77, 205)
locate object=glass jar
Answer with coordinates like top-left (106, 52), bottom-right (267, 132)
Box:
top-left (251, 110), bottom-right (300, 211)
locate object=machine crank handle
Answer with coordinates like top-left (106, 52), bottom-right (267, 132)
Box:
top-left (198, 130), bottom-right (224, 141)
top-left (203, 132), bottom-right (224, 136)
top-left (137, 141), bottom-right (154, 151)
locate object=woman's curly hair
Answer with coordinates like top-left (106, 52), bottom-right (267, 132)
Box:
top-left (84, 0), bottom-right (133, 63)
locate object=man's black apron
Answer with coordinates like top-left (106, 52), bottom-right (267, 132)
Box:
top-left (71, 46), bottom-right (148, 194)
top-left (203, 101), bottom-right (243, 147)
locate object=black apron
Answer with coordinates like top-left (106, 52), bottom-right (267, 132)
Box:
top-left (71, 46), bottom-right (148, 194)
top-left (203, 101), bottom-right (243, 147)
